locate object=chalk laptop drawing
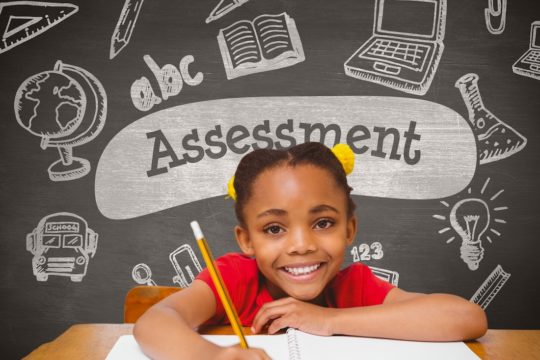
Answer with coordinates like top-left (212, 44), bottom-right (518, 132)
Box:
top-left (344, 0), bottom-right (446, 95)
top-left (512, 21), bottom-right (540, 80)
top-left (217, 12), bottom-right (305, 80)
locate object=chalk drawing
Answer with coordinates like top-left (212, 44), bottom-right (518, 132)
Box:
top-left (512, 21), bottom-right (540, 80)
top-left (217, 12), bottom-right (305, 80)
top-left (369, 266), bottom-right (399, 286)
top-left (433, 178), bottom-right (507, 271)
top-left (350, 242), bottom-right (384, 262)
top-left (485, 0), bottom-right (506, 34)
top-left (206, 0), bottom-right (249, 24)
top-left (344, 0), bottom-right (446, 95)
top-left (0, 1), bottom-right (78, 55)
top-left (110, 0), bottom-right (144, 59)
top-left (132, 263), bottom-right (157, 286)
top-left (456, 73), bottom-right (527, 165)
top-left (26, 212), bottom-right (98, 282)
top-left (470, 265), bottom-right (510, 309)
top-left (169, 244), bottom-right (202, 288)
top-left (14, 60), bottom-right (107, 181)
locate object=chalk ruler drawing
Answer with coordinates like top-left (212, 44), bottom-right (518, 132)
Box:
top-left (132, 263), bottom-right (157, 286)
top-left (95, 96), bottom-right (477, 220)
top-left (433, 178), bottom-right (507, 271)
top-left (206, 0), bottom-right (249, 24)
top-left (0, 1), bottom-right (78, 55)
top-left (485, 0), bottom-right (506, 34)
top-left (470, 265), bottom-right (510, 309)
top-left (169, 244), bottom-right (202, 288)
top-left (130, 54), bottom-right (203, 112)
top-left (217, 12), bottom-right (305, 80)
top-left (110, 0), bottom-right (144, 59)
top-left (512, 21), bottom-right (540, 80)
top-left (344, 0), bottom-right (446, 95)
top-left (456, 73), bottom-right (527, 165)
top-left (351, 242), bottom-right (384, 262)
top-left (26, 212), bottom-right (98, 282)
top-left (14, 60), bottom-right (107, 181)
top-left (369, 266), bottom-right (400, 286)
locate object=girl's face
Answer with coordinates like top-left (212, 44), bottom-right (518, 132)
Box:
top-left (235, 164), bottom-right (356, 303)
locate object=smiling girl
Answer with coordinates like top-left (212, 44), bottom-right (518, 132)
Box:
top-left (134, 142), bottom-right (487, 360)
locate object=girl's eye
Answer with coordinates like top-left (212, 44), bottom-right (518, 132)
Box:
top-left (314, 219), bottom-right (334, 230)
top-left (264, 225), bottom-right (284, 235)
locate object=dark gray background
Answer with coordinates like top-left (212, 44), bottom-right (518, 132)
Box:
top-left (1, 0), bottom-right (539, 358)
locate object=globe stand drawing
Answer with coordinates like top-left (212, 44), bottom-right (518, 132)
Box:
top-left (48, 146), bottom-right (91, 181)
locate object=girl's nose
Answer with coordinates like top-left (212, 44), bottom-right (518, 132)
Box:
top-left (287, 228), bottom-right (317, 254)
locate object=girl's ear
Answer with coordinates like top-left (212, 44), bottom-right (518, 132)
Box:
top-left (235, 225), bottom-right (255, 256)
top-left (345, 215), bottom-right (357, 246)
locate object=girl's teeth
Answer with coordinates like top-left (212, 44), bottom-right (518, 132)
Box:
top-left (284, 264), bottom-right (321, 275)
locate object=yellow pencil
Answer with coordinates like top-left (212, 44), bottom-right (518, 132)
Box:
top-left (190, 221), bottom-right (249, 349)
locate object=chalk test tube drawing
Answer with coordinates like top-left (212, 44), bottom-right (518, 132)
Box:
top-left (369, 266), bottom-right (399, 286)
top-left (217, 12), bottom-right (305, 80)
top-left (14, 60), bottom-right (107, 181)
top-left (110, 0), bottom-right (144, 59)
top-left (512, 21), bottom-right (540, 80)
top-left (433, 178), bottom-right (507, 271)
top-left (26, 212), bottom-right (98, 282)
top-left (206, 0), bottom-right (249, 24)
top-left (485, 0), bottom-right (506, 35)
top-left (132, 263), bottom-right (157, 286)
top-left (0, 1), bottom-right (78, 55)
top-left (169, 244), bottom-right (202, 288)
top-left (344, 0), bottom-right (446, 96)
top-left (456, 73), bottom-right (527, 165)
top-left (470, 265), bottom-right (510, 309)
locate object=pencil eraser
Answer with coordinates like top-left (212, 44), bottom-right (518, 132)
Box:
top-left (190, 221), bottom-right (204, 240)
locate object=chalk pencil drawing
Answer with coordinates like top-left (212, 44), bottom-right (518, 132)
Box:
top-left (206, 0), bottom-right (249, 24)
top-left (0, 1), bottom-right (78, 55)
top-left (455, 73), bottom-right (527, 165)
top-left (14, 60), bottom-right (107, 181)
top-left (26, 212), bottom-right (98, 282)
top-left (350, 242), bottom-right (384, 262)
top-left (110, 0), bottom-right (144, 59)
top-left (217, 12), bottom-right (305, 80)
top-left (169, 244), bottom-right (202, 288)
top-left (485, 0), bottom-right (506, 35)
top-left (369, 266), bottom-right (399, 286)
top-left (512, 21), bottom-right (540, 80)
top-left (132, 263), bottom-right (157, 286)
top-left (433, 178), bottom-right (507, 271)
top-left (470, 265), bottom-right (510, 309)
top-left (344, 0), bottom-right (446, 95)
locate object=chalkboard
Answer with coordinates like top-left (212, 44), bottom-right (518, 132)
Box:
top-left (1, 0), bottom-right (539, 357)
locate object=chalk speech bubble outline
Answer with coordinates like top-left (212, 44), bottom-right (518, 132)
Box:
top-left (95, 96), bottom-right (477, 220)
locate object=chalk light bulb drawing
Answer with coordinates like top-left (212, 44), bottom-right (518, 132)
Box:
top-left (449, 198), bottom-right (490, 271)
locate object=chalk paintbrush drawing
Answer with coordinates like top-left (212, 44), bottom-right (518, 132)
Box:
top-left (14, 60), bottom-right (107, 181)
top-left (351, 242), bottom-right (384, 262)
top-left (217, 12), bottom-right (305, 79)
top-left (512, 21), bottom-right (540, 80)
top-left (433, 178), bottom-right (507, 271)
top-left (485, 0), bottom-right (506, 35)
top-left (0, 1), bottom-right (78, 55)
top-left (132, 263), bottom-right (157, 286)
top-left (169, 244), bottom-right (202, 288)
top-left (455, 73), bottom-right (527, 165)
top-left (470, 265), bottom-right (510, 309)
top-left (110, 0), bottom-right (144, 59)
top-left (344, 0), bottom-right (446, 95)
top-left (26, 212), bottom-right (98, 282)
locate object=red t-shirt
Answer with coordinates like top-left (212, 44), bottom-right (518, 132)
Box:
top-left (196, 253), bottom-right (394, 326)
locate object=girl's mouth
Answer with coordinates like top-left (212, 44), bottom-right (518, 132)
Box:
top-left (283, 263), bottom-right (322, 276)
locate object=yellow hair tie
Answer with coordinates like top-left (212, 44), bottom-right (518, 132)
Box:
top-left (331, 143), bottom-right (355, 175)
top-left (227, 175), bottom-right (237, 201)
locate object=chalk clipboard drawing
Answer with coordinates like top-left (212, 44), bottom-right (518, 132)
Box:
top-left (110, 0), bottom-right (144, 59)
top-left (217, 12), bottom-right (305, 80)
top-left (455, 73), bottom-right (527, 165)
top-left (470, 265), bottom-right (510, 309)
top-left (512, 21), bottom-right (540, 80)
top-left (433, 178), bottom-right (507, 271)
top-left (0, 1), bottom-right (78, 55)
top-left (344, 0), bottom-right (446, 95)
top-left (14, 60), bottom-right (107, 181)
top-left (169, 244), bottom-right (202, 288)
top-left (26, 212), bottom-right (98, 282)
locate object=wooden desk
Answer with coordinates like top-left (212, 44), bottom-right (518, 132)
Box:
top-left (23, 324), bottom-right (540, 360)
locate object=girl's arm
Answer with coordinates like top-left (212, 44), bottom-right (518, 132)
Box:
top-left (252, 289), bottom-right (487, 341)
top-left (133, 280), bottom-right (270, 360)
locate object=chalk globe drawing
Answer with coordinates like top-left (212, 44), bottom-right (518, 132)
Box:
top-left (14, 60), bottom-right (107, 181)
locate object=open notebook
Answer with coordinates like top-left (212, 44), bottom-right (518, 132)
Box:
top-left (106, 329), bottom-right (480, 360)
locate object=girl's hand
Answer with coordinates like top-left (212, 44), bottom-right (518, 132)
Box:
top-left (251, 297), bottom-right (336, 336)
top-left (215, 345), bottom-right (272, 360)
